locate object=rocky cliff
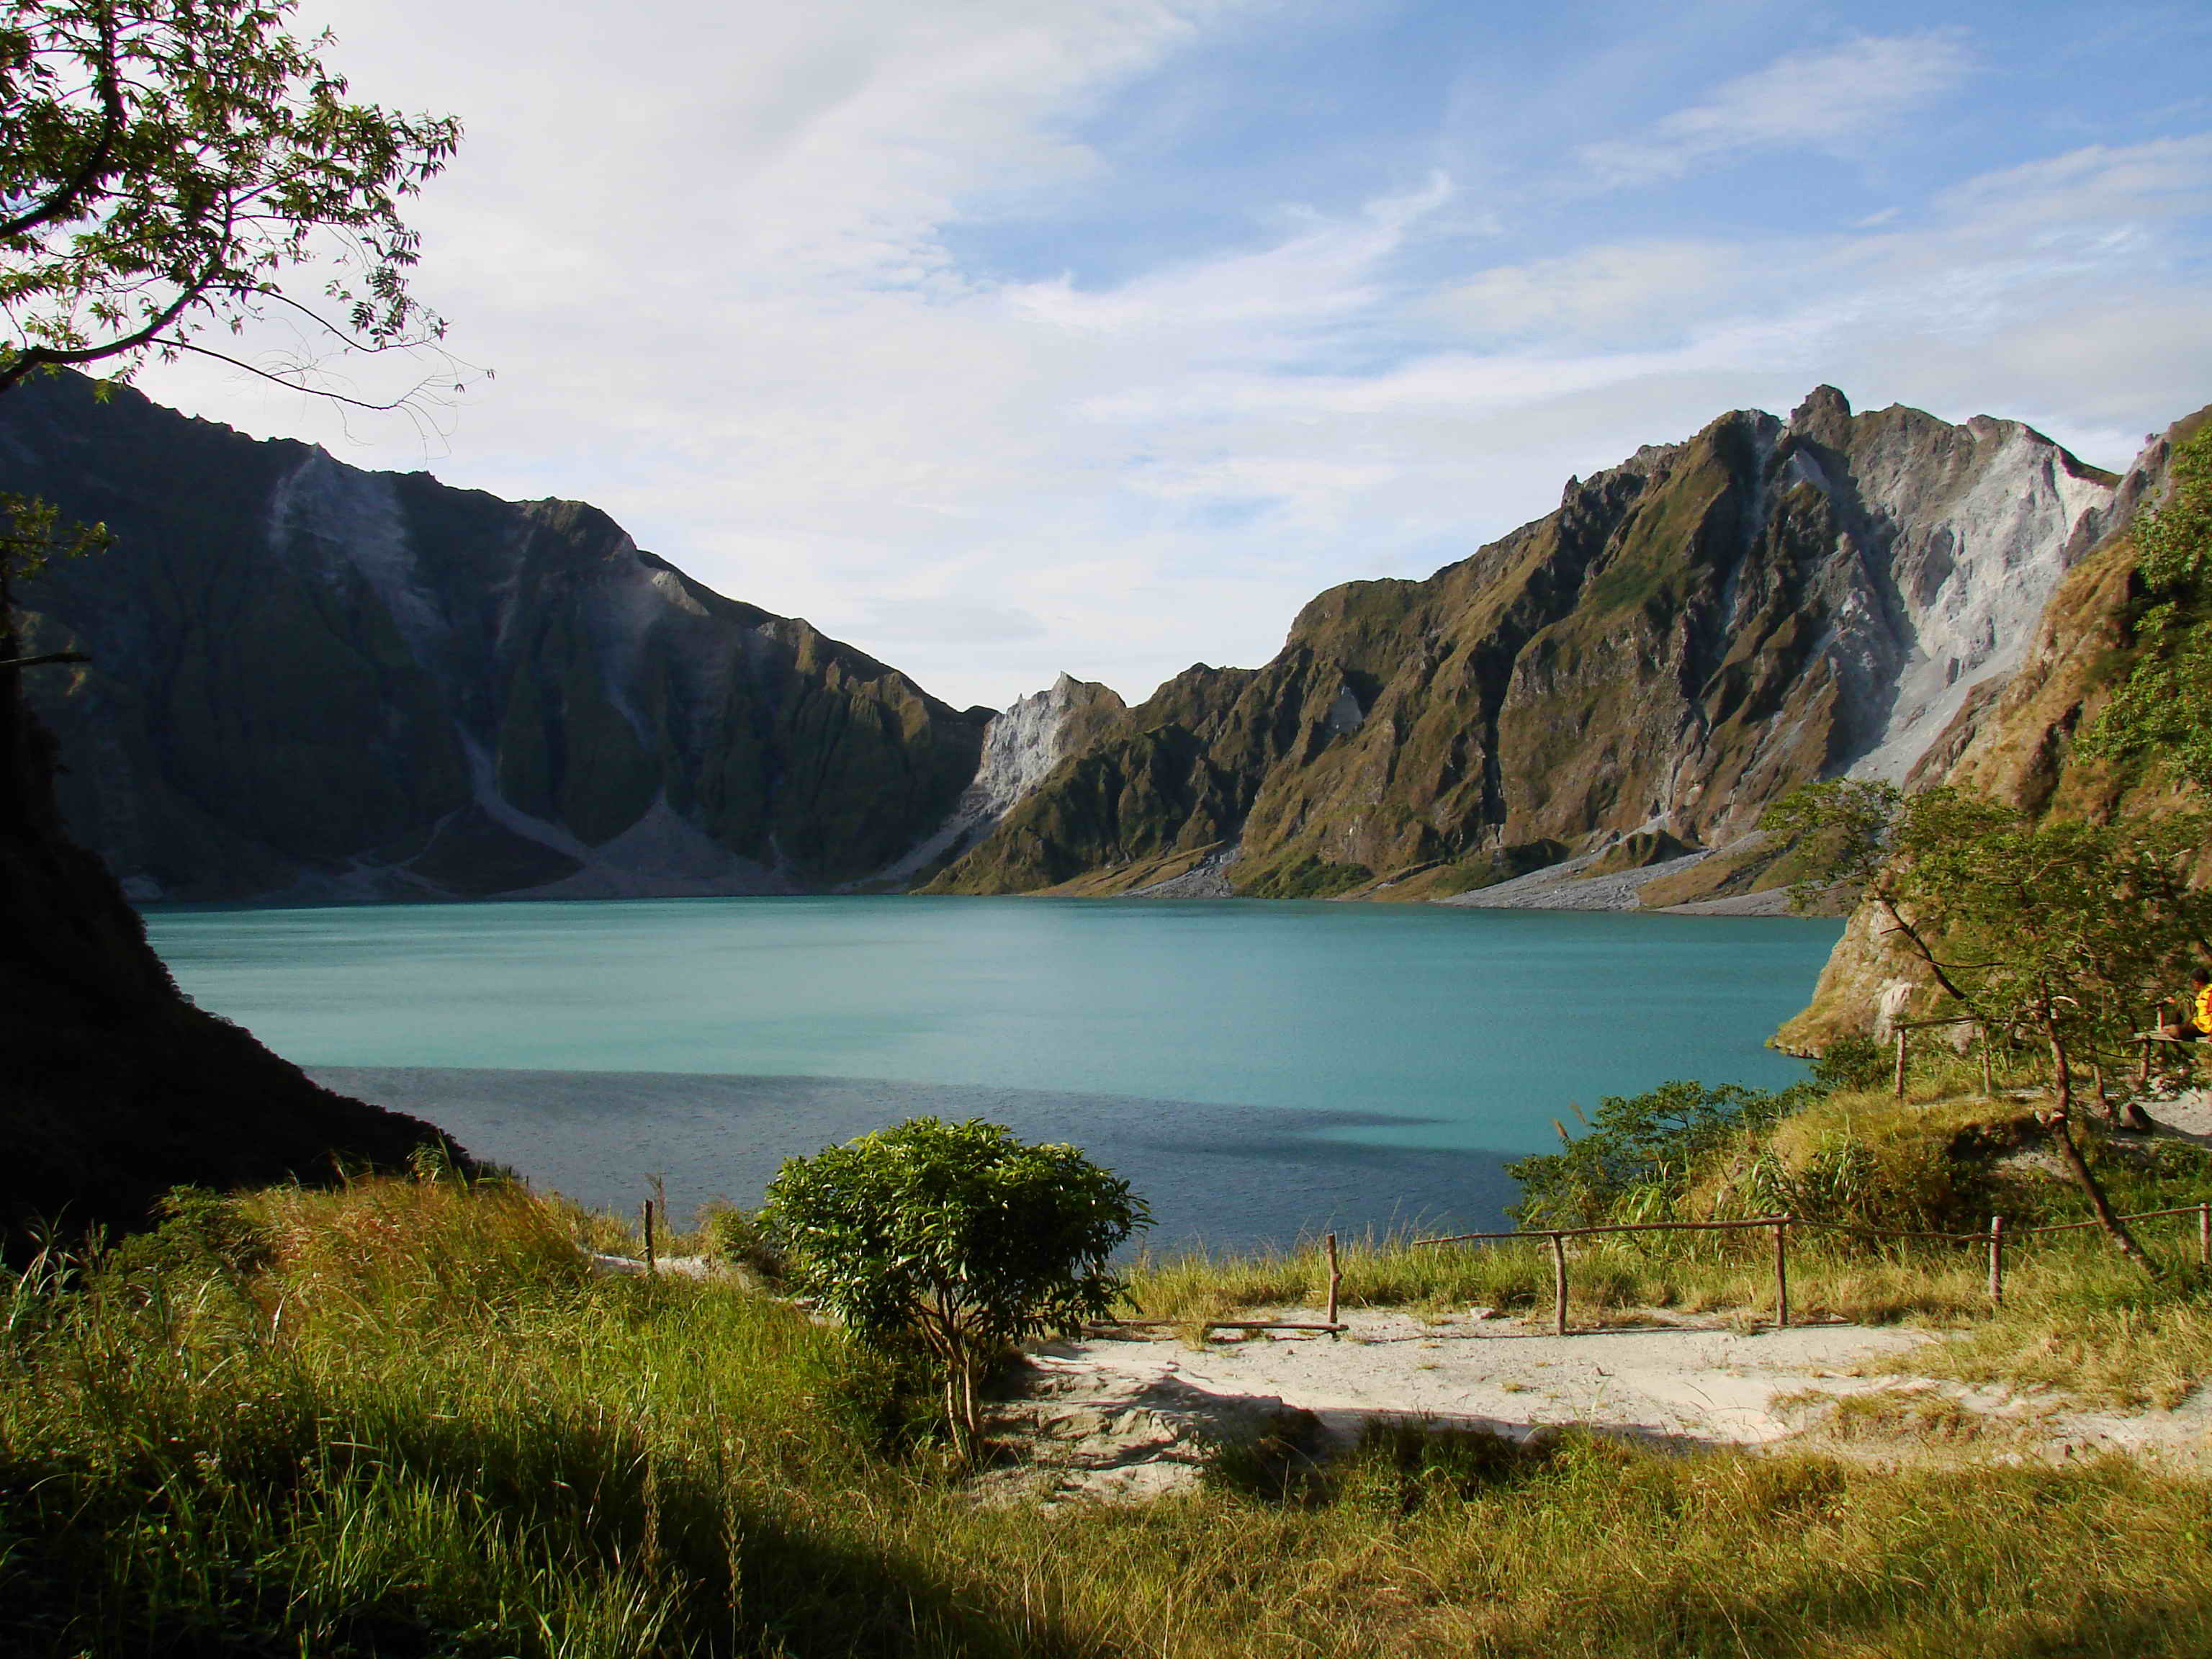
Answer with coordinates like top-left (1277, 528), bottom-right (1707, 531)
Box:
top-left (0, 374), bottom-right (992, 900)
top-left (873, 673), bottom-right (1127, 889)
top-left (1776, 405), bottom-right (2212, 1051)
top-left (930, 389), bottom-right (2121, 902)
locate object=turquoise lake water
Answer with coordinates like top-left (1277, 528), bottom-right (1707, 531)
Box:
top-left (146, 896), bottom-right (1843, 1248)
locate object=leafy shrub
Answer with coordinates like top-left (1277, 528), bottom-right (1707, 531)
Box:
top-left (1812, 1035), bottom-right (1890, 1093)
top-left (699, 1203), bottom-right (785, 1280)
top-left (1713, 1096), bottom-right (2015, 1232)
top-left (762, 1117), bottom-right (1150, 1450)
top-left (1506, 1081), bottom-right (1813, 1228)
top-left (101, 1185), bottom-right (271, 1284)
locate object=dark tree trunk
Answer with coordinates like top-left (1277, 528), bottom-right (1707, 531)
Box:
top-left (2044, 1020), bottom-right (2155, 1271)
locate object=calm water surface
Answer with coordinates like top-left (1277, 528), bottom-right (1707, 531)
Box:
top-left (147, 896), bottom-right (1842, 1247)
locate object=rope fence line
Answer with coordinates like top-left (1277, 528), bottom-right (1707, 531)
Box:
top-left (1406, 1200), bottom-right (2212, 1335)
top-left (1883, 1009), bottom-right (2210, 1101)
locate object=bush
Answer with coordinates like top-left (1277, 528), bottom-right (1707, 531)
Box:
top-left (100, 1185), bottom-right (271, 1284)
top-left (1506, 1081), bottom-right (1813, 1228)
top-left (761, 1117), bottom-right (1150, 1451)
top-left (1812, 1035), bottom-right (1890, 1093)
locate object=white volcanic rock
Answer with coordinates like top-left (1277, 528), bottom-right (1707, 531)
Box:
top-left (1806, 402), bottom-right (2117, 784)
top-left (878, 673), bottom-right (1117, 883)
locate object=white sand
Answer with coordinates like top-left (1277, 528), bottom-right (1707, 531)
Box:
top-left (1028, 1312), bottom-right (1931, 1449)
top-left (991, 1307), bottom-right (2212, 1499)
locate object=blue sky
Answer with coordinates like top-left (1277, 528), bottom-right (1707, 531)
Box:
top-left (140, 0), bottom-right (2212, 710)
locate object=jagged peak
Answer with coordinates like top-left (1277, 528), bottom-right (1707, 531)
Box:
top-left (1786, 384), bottom-right (1854, 442)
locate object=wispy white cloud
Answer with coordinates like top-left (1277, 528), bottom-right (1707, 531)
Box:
top-left (1427, 239), bottom-right (1744, 345)
top-left (1576, 32), bottom-right (1974, 186)
top-left (1004, 172), bottom-right (1452, 338)
top-left (127, 5), bottom-right (2212, 713)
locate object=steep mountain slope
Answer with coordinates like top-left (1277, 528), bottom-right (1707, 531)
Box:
top-left (930, 389), bottom-right (2118, 900)
top-left (874, 673), bottom-right (1127, 889)
top-left (0, 374), bottom-right (991, 900)
top-left (1776, 405), bottom-right (2211, 1051)
top-left (0, 600), bottom-right (457, 1249)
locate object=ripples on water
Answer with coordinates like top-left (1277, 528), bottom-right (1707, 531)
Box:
top-left (150, 896), bottom-right (1841, 1249)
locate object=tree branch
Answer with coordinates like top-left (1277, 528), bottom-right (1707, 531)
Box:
top-left (163, 340), bottom-right (454, 413)
top-left (1873, 892), bottom-right (1977, 1006)
top-left (0, 6), bottom-right (127, 240)
top-left (0, 228), bottom-right (229, 394)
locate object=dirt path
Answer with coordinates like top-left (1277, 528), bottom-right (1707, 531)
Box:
top-left (986, 1308), bottom-right (2212, 1501)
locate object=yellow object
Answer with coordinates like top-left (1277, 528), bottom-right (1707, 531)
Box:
top-left (2198, 983), bottom-right (2212, 1032)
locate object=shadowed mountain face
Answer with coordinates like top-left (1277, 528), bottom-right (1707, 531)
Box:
top-left (0, 374), bottom-right (990, 901)
top-left (0, 589), bottom-right (458, 1251)
top-left (930, 389), bottom-right (2121, 900)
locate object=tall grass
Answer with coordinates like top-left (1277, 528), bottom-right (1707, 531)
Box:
top-left (7, 1172), bottom-right (2212, 1657)
top-left (1128, 1222), bottom-right (2212, 1334)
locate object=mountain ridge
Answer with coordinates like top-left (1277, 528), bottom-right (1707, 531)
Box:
top-left (1, 373), bottom-right (991, 901)
top-left (927, 387), bottom-right (2125, 904)
top-left (1, 375), bottom-right (2160, 919)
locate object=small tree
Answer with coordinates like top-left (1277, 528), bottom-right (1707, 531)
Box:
top-left (1766, 781), bottom-right (2212, 1267)
top-left (761, 1118), bottom-right (1150, 1454)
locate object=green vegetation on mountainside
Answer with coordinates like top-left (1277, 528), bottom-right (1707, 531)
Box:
top-left (2080, 419), bottom-right (2212, 793)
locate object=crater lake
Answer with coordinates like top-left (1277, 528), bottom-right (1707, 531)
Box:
top-left (145, 896), bottom-right (1843, 1249)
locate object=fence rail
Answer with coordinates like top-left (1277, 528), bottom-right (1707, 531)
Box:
top-left (1406, 1200), bottom-right (2211, 1336)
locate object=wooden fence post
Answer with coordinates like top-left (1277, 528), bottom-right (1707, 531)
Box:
top-left (1982, 1026), bottom-right (1996, 1098)
top-left (2200, 1202), bottom-right (2209, 1268)
top-left (1773, 1215), bottom-right (1789, 1329)
top-left (642, 1198), bottom-right (657, 1275)
top-left (1550, 1233), bottom-right (1568, 1336)
top-left (1987, 1215), bottom-right (2004, 1305)
top-left (1326, 1232), bottom-right (1341, 1330)
top-left (1894, 1028), bottom-right (1908, 1100)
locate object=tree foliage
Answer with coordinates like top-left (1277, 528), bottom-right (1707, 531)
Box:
top-left (2080, 423), bottom-right (2212, 793)
top-left (1, 0), bottom-right (461, 405)
top-left (760, 1117), bottom-right (1150, 1451)
top-left (1761, 777), bottom-right (1903, 914)
top-left (1763, 780), bottom-right (2212, 1264)
top-left (0, 487), bottom-right (104, 585)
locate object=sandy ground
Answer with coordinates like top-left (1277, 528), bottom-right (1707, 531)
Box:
top-left (588, 1251), bottom-right (723, 1280)
top-left (2142, 1085), bottom-right (2212, 1143)
top-left (1434, 847), bottom-right (1791, 915)
top-left (1439, 849), bottom-right (1705, 912)
top-left (985, 1308), bottom-right (2212, 1501)
top-left (587, 1132), bottom-right (2212, 1506)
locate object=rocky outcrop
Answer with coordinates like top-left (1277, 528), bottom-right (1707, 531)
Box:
top-left (872, 673), bottom-right (1125, 888)
top-left (931, 389), bottom-right (2119, 901)
top-left (0, 373), bottom-right (991, 899)
top-left (1776, 405), bottom-right (2211, 1051)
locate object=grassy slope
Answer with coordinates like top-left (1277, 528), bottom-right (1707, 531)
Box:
top-left (7, 1149), bottom-right (2212, 1659)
